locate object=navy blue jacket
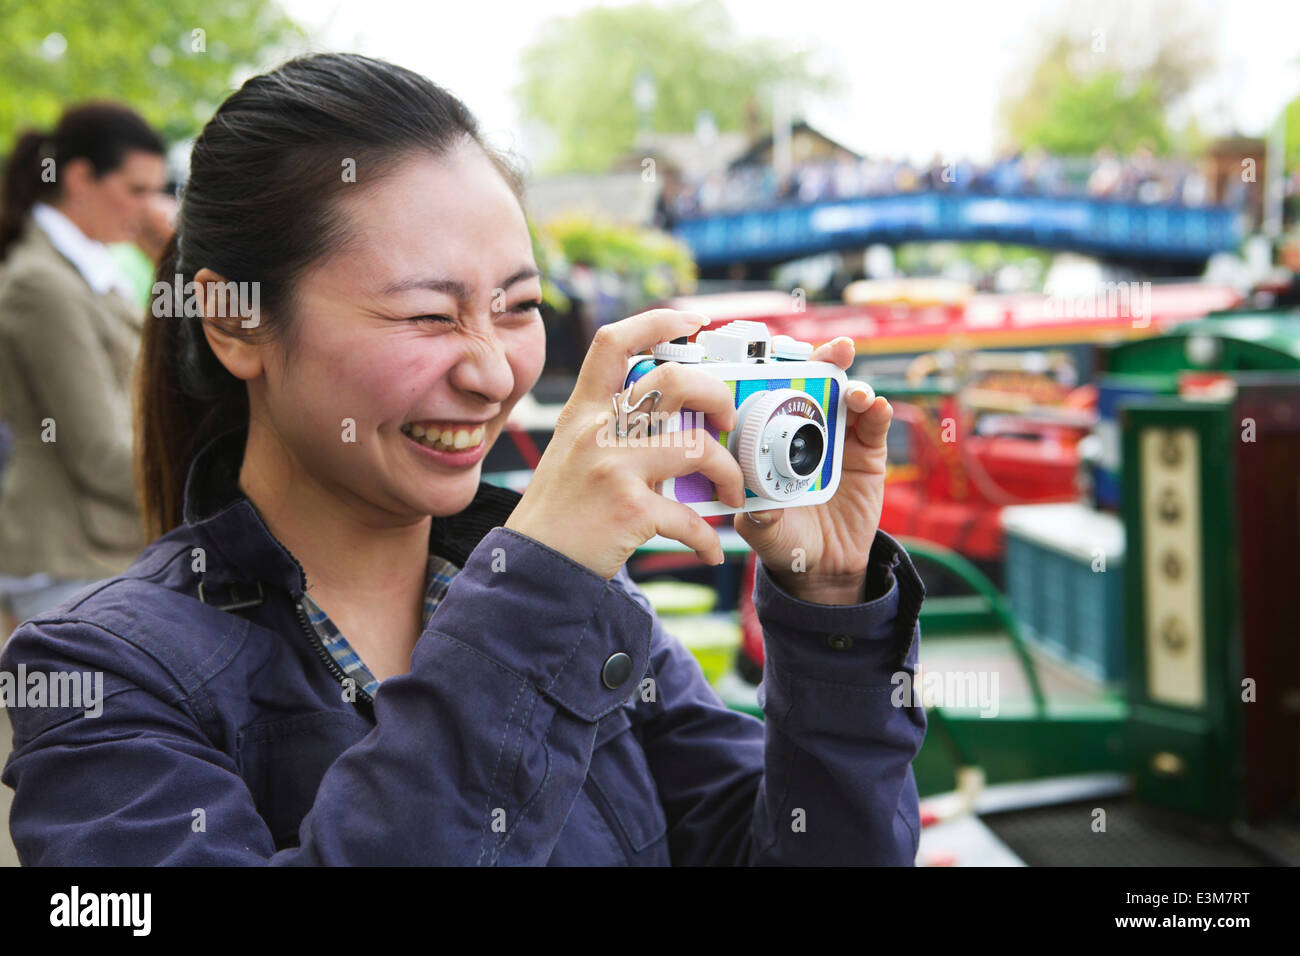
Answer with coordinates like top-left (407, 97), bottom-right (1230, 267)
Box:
top-left (1, 426), bottom-right (927, 865)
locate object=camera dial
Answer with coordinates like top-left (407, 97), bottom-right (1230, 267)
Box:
top-left (651, 341), bottom-right (705, 363)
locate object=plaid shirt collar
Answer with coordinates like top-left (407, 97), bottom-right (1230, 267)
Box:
top-left (299, 552), bottom-right (461, 698)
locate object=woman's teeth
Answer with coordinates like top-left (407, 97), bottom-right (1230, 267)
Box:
top-left (401, 422), bottom-right (486, 451)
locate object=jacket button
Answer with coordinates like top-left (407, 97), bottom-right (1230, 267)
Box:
top-left (602, 652), bottom-right (633, 689)
top-left (827, 633), bottom-right (854, 651)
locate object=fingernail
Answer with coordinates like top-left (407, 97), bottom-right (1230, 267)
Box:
top-left (746, 511), bottom-right (765, 524)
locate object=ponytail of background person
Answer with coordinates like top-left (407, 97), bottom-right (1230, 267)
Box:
top-left (0, 130), bottom-right (51, 261)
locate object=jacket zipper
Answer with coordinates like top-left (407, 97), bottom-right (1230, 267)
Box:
top-left (294, 600), bottom-right (375, 708)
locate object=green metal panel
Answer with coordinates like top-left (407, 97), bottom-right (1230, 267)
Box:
top-left (917, 595), bottom-right (1001, 635)
top-left (1120, 399), bottom-right (1241, 820)
top-left (1109, 316), bottom-right (1300, 375)
top-left (1128, 707), bottom-right (1221, 816)
top-left (913, 713), bottom-right (1129, 797)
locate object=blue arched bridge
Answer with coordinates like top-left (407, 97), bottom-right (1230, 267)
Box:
top-left (671, 192), bottom-right (1244, 272)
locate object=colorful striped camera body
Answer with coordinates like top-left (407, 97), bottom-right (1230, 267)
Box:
top-left (622, 320), bottom-right (848, 517)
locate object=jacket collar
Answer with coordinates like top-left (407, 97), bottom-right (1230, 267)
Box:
top-left (182, 424), bottom-right (523, 599)
top-left (29, 205), bottom-right (137, 302)
top-left (19, 215), bottom-right (143, 331)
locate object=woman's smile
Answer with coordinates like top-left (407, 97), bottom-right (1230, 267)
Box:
top-left (400, 419), bottom-right (489, 466)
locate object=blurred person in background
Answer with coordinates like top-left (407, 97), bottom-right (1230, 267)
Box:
top-left (892, 157), bottom-right (919, 193)
top-left (1088, 145), bottom-right (1122, 198)
top-left (989, 148), bottom-right (1025, 195)
top-left (924, 153), bottom-right (949, 191)
top-left (0, 102), bottom-right (167, 633)
top-left (1179, 164), bottom-right (1209, 206)
top-left (1021, 146), bottom-right (1063, 196)
top-left (1125, 142), bottom-right (1164, 203)
top-left (950, 155), bottom-right (976, 192)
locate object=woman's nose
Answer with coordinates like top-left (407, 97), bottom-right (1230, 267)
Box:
top-left (448, 328), bottom-right (515, 404)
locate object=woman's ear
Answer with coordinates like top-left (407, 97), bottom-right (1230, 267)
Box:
top-left (194, 267), bottom-right (265, 381)
top-left (60, 157), bottom-right (95, 201)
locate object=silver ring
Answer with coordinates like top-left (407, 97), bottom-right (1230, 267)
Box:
top-left (613, 385), bottom-right (662, 439)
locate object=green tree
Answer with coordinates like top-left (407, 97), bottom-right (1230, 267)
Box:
top-left (1017, 67), bottom-right (1171, 156)
top-left (1283, 91), bottom-right (1300, 175)
top-left (0, 0), bottom-right (306, 147)
top-left (999, 0), bottom-right (1215, 156)
top-left (514, 0), bottom-right (843, 174)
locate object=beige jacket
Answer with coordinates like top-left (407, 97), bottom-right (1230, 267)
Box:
top-left (0, 215), bottom-right (146, 578)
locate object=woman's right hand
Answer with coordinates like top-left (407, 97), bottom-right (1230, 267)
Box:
top-left (503, 309), bottom-right (747, 580)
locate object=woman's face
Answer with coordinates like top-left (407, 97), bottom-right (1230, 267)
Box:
top-left (254, 142), bottom-right (546, 521)
top-left (65, 150), bottom-right (167, 243)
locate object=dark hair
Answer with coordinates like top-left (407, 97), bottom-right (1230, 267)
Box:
top-left (0, 101), bottom-right (165, 261)
top-left (135, 53), bottom-right (528, 540)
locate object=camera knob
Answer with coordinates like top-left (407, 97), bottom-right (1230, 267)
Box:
top-left (651, 341), bottom-right (705, 363)
top-left (771, 335), bottom-right (813, 361)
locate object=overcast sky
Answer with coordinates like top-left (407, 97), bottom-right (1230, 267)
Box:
top-left (276, 0), bottom-right (1300, 167)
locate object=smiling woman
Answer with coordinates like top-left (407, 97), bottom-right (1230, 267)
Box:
top-left (0, 53), bottom-right (926, 867)
top-left (135, 59), bottom-right (540, 545)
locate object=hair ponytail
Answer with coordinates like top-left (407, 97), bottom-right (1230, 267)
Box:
top-left (134, 231), bottom-right (251, 541)
top-left (0, 129), bottom-right (53, 261)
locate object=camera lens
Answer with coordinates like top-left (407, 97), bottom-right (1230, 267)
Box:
top-left (731, 391), bottom-right (832, 502)
top-left (787, 422), bottom-right (824, 477)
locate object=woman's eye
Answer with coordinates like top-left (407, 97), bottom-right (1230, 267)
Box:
top-left (403, 303), bottom-right (537, 325)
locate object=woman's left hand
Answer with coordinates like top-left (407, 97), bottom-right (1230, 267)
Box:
top-left (732, 336), bottom-right (893, 605)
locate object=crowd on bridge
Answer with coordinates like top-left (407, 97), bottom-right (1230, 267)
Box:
top-left (656, 145), bottom-right (1234, 227)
